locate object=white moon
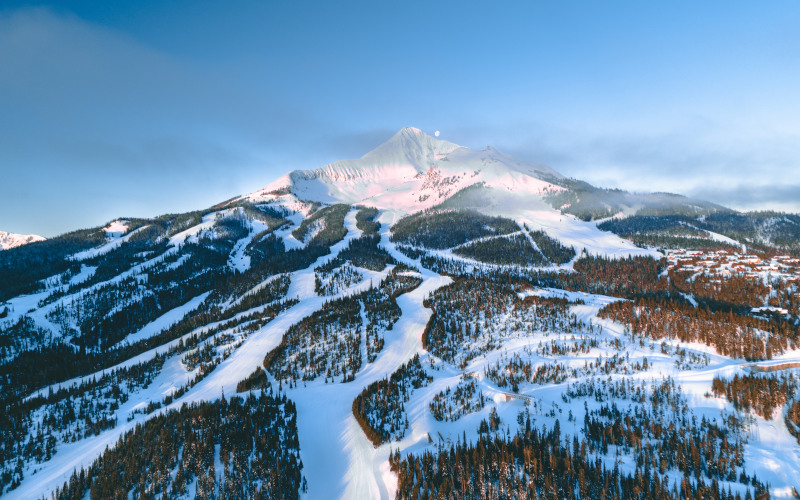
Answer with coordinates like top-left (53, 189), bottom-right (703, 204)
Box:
top-left (434, 130), bottom-right (440, 137)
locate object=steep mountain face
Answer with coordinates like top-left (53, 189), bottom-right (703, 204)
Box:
top-left (247, 126), bottom-right (725, 221)
top-left (243, 127), bottom-right (658, 258)
top-left (247, 127), bottom-right (565, 213)
top-left (1, 128), bottom-right (800, 500)
top-left (0, 231), bottom-right (44, 251)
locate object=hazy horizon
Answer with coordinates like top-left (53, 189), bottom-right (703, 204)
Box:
top-left (1, 1), bottom-right (799, 237)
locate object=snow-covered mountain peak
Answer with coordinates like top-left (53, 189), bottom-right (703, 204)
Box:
top-left (360, 127), bottom-right (463, 169)
top-left (0, 231), bottom-right (45, 250)
top-left (245, 127), bottom-right (567, 214)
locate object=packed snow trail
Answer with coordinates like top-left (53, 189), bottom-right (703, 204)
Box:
top-left (227, 216), bottom-right (272, 272)
top-left (113, 291), bottom-right (211, 347)
top-left (278, 214), bottom-right (451, 500)
top-left (288, 271), bottom-right (450, 500)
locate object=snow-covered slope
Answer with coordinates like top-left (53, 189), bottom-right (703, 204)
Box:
top-left (241, 127), bottom-right (653, 259)
top-left (0, 231), bottom-right (45, 250)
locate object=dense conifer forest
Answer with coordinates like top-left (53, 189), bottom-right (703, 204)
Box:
top-left (393, 377), bottom-right (769, 500)
top-left (421, 277), bottom-right (595, 366)
top-left (391, 419), bottom-right (767, 500)
top-left (352, 354), bottom-right (431, 446)
top-left (49, 392), bottom-right (303, 500)
top-left (598, 212), bottom-right (800, 252)
top-left (598, 297), bottom-right (800, 360)
top-left (429, 375), bottom-right (485, 422)
top-left (712, 373), bottom-right (796, 420)
top-left (390, 209), bottom-right (519, 249)
top-left (453, 233), bottom-right (551, 267)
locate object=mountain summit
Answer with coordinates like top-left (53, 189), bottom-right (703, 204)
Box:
top-left (247, 127), bottom-right (565, 212)
top-left (245, 127), bottom-right (725, 226)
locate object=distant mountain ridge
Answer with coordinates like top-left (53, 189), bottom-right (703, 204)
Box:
top-left (243, 127), bottom-right (727, 220)
top-left (0, 231), bottom-right (44, 250)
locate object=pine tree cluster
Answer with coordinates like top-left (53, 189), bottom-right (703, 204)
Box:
top-left (50, 392), bottom-right (303, 500)
top-left (352, 354), bottom-right (431, 446)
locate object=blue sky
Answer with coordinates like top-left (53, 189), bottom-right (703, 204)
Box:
top-left (1, 1), bottom-right (799, 236)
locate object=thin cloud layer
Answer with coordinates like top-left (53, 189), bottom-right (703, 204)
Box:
top-left (1, 4), bottom-right (799, 236)
top-left (496, 123), bottom-right (800, 214)
top-left (0, 8), bottom-right (323, 236)
top-left (689, 184), bottom-right (800, 214)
